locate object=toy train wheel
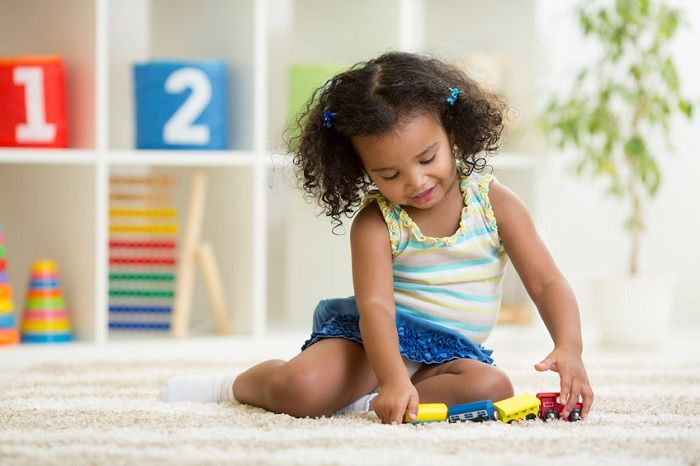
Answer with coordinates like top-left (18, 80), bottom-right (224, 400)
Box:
top-left (568, 409), bottom-right (582, 422)
top-left (526, 413), bottom-right (537, 421)
top-left (544, 410), bottom-right (559, 422)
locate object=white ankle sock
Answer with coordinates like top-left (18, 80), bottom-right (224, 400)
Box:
top-left (335, 392), bottom-right (378, 415)
top-left (159, 372), bottom-right (239, 403)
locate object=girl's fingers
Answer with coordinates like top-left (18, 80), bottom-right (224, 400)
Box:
top-left (391, 401), bottom-right (405, 424)
top-left (562, 381), bottom-right (581, 417)
top-left (383, 400), bottom-right (399, 424)
top-left (534, 355), bottom-right (556, 372)
top-left (383, 410), bottom-right (394, 424)
top-left (406, 393), bottom-right (419, 421)
top-left (581, 384), bottom-right (594, 419)
top-left (374, 402), bottom-right (390, 424)
top-left (559, 375), bottom-right (572, 413)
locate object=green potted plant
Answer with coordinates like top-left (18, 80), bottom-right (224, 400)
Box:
top-left (541, 0), bottom-right (694, 346)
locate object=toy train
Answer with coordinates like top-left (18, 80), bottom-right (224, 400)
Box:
top-left (404, 392), bottom-right (583, 424)
top-left (536, 392), bottom-right (583, 422)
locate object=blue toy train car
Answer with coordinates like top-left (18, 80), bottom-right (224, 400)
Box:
top-left (447, 400), bottom-right (496, 423)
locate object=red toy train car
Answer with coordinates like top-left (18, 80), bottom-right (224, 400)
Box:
top-left (536, 392), bottom-right (582, 422)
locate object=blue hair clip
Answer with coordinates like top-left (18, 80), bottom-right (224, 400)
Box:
top-left (447, 87), bottom-right (460, 106)
top-left (322, 111), bottom-right (337, 128)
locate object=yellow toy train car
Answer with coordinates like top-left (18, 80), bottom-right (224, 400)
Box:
top-left (493, 393), bottom-right (541, 423)
top-left (403, 403), bottom-right (448, 424)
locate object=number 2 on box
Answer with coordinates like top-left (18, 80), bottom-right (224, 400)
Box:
top-left (163, 67), bottom-right (212, 145)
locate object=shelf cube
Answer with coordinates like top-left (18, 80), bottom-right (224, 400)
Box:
top-left (134, 60), bottom-right (229, 150)
top-left (0, 56), bottom-right (68, 148)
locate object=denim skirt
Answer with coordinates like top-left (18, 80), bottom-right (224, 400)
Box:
top-left (301, 297), bottom-right (494, 365)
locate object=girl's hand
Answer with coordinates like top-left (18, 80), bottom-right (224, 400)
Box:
top-left (372, 377), bottom-right (420, 424)
top-left (535, 347), bottom-right (594, 420)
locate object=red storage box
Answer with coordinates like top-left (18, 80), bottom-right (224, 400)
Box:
top-left (0, 56), bottom-right (68, 147)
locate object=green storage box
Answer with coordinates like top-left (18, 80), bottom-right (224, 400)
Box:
top-left (288, 64), bottom-right (348, 135)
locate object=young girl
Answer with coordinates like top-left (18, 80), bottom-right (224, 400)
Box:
top-left (161, 51), bottom-right (594, 424)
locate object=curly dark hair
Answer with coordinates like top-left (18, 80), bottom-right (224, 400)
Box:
top-left (288, 51), bottom-right (506, 229)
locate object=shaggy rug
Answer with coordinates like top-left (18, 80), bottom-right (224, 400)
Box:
top-left (1, 331), bottom-right (699, 466)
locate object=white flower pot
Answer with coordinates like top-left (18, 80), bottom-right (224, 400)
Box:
top-left (590, 275), bottom-right (675, 348)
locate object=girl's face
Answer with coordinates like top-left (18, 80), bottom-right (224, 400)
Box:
top-left (352, 113), bottom-right (458, 210)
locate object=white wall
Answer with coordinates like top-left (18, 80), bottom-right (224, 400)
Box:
top-left (536, 0), bottom-right (700, 328)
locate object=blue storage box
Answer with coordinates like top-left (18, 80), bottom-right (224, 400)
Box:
top-left (134, 60), bottom-right (229, 150)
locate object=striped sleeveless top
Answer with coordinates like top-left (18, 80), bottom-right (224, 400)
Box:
top-left (359, 172), bottom-right (507, 344)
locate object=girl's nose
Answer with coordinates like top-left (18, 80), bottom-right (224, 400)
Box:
top-left (406, 171), bottom-right (424, 192)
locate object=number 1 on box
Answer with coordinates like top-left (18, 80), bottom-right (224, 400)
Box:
top-left (13, 67), bottom-right (56, 143)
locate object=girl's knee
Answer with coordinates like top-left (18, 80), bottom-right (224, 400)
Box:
top-left (479, 367), bottom-right (514, 402)
top-left (267, 366), bottom-right (330, 417)
top-left (448, 361), bottom-right (513, 402)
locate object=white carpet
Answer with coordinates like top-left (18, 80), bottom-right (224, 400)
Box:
top-left (1, 327), bottom-right (699, 465)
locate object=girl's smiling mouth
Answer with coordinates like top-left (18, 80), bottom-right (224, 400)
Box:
top-left (412, 186), bottom-right (436, 204)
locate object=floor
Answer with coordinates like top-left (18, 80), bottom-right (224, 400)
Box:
top-left (2, 321), bottom-right (699, 465)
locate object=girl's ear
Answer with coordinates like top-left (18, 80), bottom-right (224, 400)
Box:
top-left (447, 129), bottom-right (457, 149)
top-left (450, 140), bottom-right (459, 157)
top-left (360, 167), bottom-right (377, 189)
top-left (364, 171), bottom-right (375, 188)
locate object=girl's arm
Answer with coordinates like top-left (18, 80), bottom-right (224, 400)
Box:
top-left (489, 181), bottom-right (594, 419)
top-left (350, 204), bottom-right (420, 424)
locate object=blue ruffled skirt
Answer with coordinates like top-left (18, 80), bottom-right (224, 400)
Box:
top-left (301, 297), bottom-right (494, 365)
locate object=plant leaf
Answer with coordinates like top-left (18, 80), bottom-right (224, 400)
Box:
top-left (643, 159), bottom-right (661, 196)
top-left (624, 136), bottom-right (646, 157)
top-left (661, 58), bottom-right (680, 92)
top-left (678, 99), bottom-right (693, 118)
top-left (657, 5), bottom-right (680, 40)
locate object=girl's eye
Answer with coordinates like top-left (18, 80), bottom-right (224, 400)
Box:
top-left (420, 154), bottom-right (437, 165)
top-left (381, 172), bottom-right (400, 181)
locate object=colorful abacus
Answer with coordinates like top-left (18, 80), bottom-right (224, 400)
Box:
top-left (20, 260), bottom-right (72, 343)
top-left (108, 175), bottom-right (178, 332)
top-left (0, 223), bottom-right (19, 345)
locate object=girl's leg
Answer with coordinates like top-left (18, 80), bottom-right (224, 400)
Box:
top-left (409, 358), bottom-right (514, 406)
top-left (233, 338), bottom-right (378, 418)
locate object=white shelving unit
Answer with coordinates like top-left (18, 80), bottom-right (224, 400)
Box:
top-left (0, 0), bottom-right (541, 344)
